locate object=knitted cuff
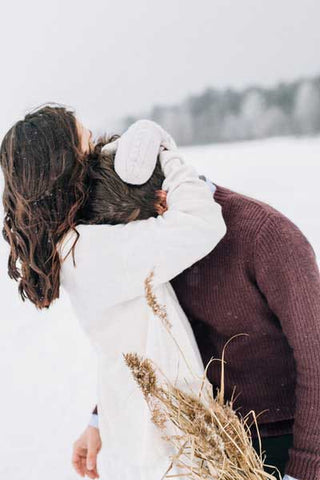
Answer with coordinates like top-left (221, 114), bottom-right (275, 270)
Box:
top-left (285, 448), bottom-right (320, 480)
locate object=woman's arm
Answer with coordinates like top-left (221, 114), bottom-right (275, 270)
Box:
top-left (66, 148), bottom-right (226, 308)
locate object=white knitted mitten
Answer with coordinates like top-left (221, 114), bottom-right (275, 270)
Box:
top-left (101, 119), bottom-right (177, 185)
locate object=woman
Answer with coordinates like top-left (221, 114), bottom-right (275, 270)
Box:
top-left (0, 105), bottom-right (226, 479)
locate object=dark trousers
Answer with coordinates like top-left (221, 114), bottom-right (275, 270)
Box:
top-left (252, 434), bottom-right (294, 479)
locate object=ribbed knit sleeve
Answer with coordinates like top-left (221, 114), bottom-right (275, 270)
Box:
top-left (254, 213), bottom-right (320, 480)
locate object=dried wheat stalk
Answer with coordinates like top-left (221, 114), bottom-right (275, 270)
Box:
top-left (123, 271), bottom-right (279, 480)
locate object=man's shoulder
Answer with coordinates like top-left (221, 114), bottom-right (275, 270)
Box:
top-left (213, 184), bottom-right (296, 235)
top-left (212, 184), bottom-right (317, 271)
top-left (214, 184), bottom-right (276, 213)
top-left (214, 184), bottom-right (283, 215)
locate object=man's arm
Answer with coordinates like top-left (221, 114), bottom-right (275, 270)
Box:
top-left (254, 212), bottom-right (320, 480)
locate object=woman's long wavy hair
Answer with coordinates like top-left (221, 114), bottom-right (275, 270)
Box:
top-left (0, 104), bottom-right (164, 310)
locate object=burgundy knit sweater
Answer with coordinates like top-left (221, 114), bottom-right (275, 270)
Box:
top-left (93, 185), bottom-right (320, 480)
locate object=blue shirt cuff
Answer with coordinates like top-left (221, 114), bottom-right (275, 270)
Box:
top-left (88, 413), bottom-right (99, 429)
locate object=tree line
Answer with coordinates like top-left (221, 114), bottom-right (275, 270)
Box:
top-left (123, 76), bottom-right (320, 145)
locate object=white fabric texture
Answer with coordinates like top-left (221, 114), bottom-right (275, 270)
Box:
top-left (102, 119), bottom-right (177, 185)
top-left (59, 142), bottom-right (226, 479)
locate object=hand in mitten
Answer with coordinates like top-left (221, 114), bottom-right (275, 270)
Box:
top-left (102, 119), bottom-right (177, 185)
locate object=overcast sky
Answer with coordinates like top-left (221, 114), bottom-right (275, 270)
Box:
top-left (1, 0), bottom-right (319, 137)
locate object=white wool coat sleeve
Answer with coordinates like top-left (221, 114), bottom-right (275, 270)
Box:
top-left (64, 148), bottom-right (226, 309)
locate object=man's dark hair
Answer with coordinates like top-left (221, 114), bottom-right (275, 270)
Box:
top-left (80, 137), bottom-right (165, 225)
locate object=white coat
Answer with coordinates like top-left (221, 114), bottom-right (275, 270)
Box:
top-left (59, 147), bottom-right (226, 479)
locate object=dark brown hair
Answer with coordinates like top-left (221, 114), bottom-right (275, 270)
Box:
top-left (0, 104), bottom-right (164, 310)
top-left (81, 142), bottom-right (164, 225)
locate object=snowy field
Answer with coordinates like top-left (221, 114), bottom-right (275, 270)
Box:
top-left (0, 136), bottom-right (319, 480)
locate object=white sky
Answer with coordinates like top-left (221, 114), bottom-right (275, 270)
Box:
top-left (0, 0), bottom-right (319, 137)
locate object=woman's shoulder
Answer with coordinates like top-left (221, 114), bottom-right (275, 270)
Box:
top-left (58, 223), bottom-right (127, 298)
top-left (58, 224), bottom-right (111, 263)
top-left (58, 222), bottom-right (151, 309)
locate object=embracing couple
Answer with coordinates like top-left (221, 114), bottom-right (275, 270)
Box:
top-left (1, 106), bottom-right (319, 480)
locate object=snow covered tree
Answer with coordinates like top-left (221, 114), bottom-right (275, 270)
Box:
top-left (294, 81), bottom-right (320, 134)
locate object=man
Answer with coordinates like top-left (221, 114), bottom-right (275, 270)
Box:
top-left (72, 123), bottom-right (320, 480)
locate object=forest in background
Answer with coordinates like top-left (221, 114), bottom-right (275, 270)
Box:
top-left (123, 76), bottom-right (320, 145)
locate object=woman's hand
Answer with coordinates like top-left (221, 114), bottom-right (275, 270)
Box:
top-left (155, 189), bottom-right (168, 215)
top-left (102, 119), bottom-right (177, 185)
top-left (72, 425), bottom-right (102, 478)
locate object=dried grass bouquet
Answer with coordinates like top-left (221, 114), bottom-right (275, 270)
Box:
top-left (123, 272), bottom-right (279, 480)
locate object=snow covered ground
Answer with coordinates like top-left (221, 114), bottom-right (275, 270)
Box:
top-left (0, 136), bottom-right (319, 480)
